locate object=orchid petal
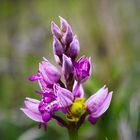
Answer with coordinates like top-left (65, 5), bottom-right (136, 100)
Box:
top-left (88, 115), bottom-right (97, 125)
top-left (21, 108), bottom-right (43, 122)
top-left (91, 92), bottom-right (113, 118)
top-left (72, 81), bottom-right (84, 98)
top-left (24, 98), bottom-right (40, 113)
top-left (54, 84), bottom-right (74, 108)
top-left (85, 86), bottom-right (108, 112)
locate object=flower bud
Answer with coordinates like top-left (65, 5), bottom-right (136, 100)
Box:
top-left (74, 56), bottom-right (91, 83)
top-left (24, 98), bottom-right (40, 113)
top-left (62, 25), bottom-right (73, 45)
top-left (59, 16), bottom-right (69, 32)
top-left (62, 54), bottom-right (73, 80)
top-left (53, 36), bottom-right (63, 57)
top-left (66, 35), bottom-right (80, 59)
top-left (39, 58), bottom-right (61, 84)
top-left (51, 21), bottom-right (62, 39)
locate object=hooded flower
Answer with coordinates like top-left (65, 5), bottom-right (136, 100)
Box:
top-left (54, 84), bottom-right (74, 108)
top-left (74, 56), bottom-right (91, 83)
top-left (85, 86), bottom-right (113, 124)
top-left (39, 58), bottom-right (61, 84)
top-left (29, 58), bottom-right (61, 85)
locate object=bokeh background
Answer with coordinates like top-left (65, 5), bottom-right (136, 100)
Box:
top-left (0, 0), bottom-right (140, 140)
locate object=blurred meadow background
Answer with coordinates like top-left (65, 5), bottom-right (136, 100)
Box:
top-left (0, 0), bottom-right (140, 140)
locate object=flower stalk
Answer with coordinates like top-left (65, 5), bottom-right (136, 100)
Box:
top-left (68, 122), bottom-right (78, 140)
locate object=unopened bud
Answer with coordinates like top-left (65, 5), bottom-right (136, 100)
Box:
top-left (53, 36), bottom-right (63, 57)
top-left (51, 21), bottom-right (62, 39)
top-left (66, 35), bottom-right (80, 59)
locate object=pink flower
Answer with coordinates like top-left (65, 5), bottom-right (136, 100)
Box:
top-left (74, 56), bottom-right (91, 83)
top-left (85, 86), bottom-right (113, 124)
top-left (54, 84), bottom-right (74, 108)
top-left (29, 58), bottom-right (61, 85)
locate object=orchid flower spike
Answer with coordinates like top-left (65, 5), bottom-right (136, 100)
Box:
top-left (21, 17), bottom-right (113, 138)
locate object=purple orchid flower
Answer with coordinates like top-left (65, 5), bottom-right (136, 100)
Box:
top-left (39, 58), bottom-right (61, 84)
top-left (62, 54), bottom-right (74, 81)
top-left (29, 57), bottom-right (61, 85)
top-left (21, 17), bottom-right (113, 139)
top-left (53, 36), bottom-right (64, 57)
top-left (74, 56), bottom-right (91, 83)
top-left (85, 86), bottom-right (113, 124)
top-left (55, 84), bottom-right (112, 123)
top-left (54, 84), bottom-right (74, 108)
top-left (66, 35), bottom-right (80, 59)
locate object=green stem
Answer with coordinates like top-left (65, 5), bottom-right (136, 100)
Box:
top-left (68, 122), bottom-right (78, 140)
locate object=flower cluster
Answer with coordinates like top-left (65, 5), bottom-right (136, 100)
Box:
top-left (21, 17), bottom-right (112, 130)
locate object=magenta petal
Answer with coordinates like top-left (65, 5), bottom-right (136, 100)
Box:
top-left (74, 56), bottom-right (91, 83)
top-left (42, 112), bottom-right (51, 122)
top-left (39, 58), bottom-right (61, 84)
top-left (39, 63), bottom-right (51, 84)
top-left (62, 54), bottom-right (73, 80)
top-left (21, 108), bottom-right (43, 122)
top-left (28, 74), bottom-right (40, 81)
top-left (34, 90), bottom-right (43, 94)
top-left (45, 100), bottom-right (59, 112)
top-left (43, 97), bottom-right (52, 103)
top-left (54, 84), bottom-right (74, 108)
top-left (73, 81), bottom-right (84, 98)
top-left (88, 115), bottom-right (97, 125)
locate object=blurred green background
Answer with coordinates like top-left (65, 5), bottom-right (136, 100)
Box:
top-left (0, 0), bottom-right (140, 140)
